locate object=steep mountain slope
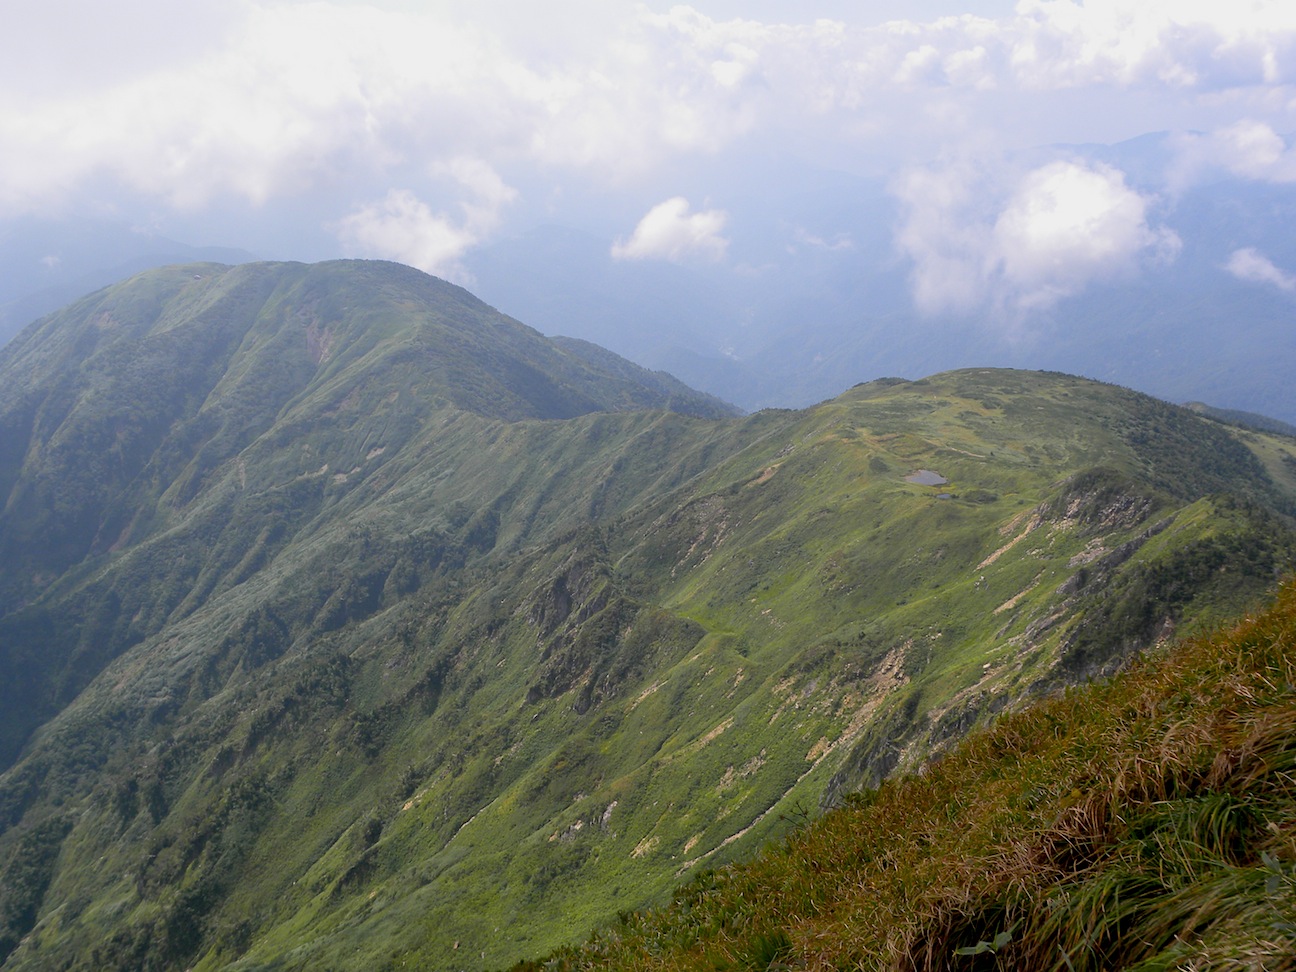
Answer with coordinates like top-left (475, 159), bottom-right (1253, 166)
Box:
top-left (0, 264), bottom-right (1294, 971)
top-left (514, 579), bottom-right (1296, 971)
top-left (0, 259), bottom-right (733, 768)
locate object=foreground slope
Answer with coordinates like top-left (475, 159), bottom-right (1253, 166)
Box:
top-left (0, 264), bottom-right (1294, 970)
top-left (517, 579), bottom-right (1296, 971)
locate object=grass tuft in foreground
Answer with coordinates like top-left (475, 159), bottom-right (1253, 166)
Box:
top-left (512, 580), bottom-right (1296, 971)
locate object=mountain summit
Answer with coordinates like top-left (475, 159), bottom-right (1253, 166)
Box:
top-left (0, 259), bottom-right (733, 767)
top-left (0, 263), bottom-right (1294, 970)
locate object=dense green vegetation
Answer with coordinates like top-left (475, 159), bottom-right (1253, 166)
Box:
top-left (0, 260), bottom-right (733, 769)
top-left (514, 579), bottom-right (1296, 971)
top-left (0, 261), bottom-right (1294, 971)
top-left (1185, 401), bottom-right (1296, 438)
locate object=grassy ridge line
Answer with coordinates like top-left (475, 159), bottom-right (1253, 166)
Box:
top-left (5, 360), bottom-right (1296, 970)
top-left (516, 581), bottom-right (1296, 971)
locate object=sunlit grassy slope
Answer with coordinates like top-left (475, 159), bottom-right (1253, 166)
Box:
top-left (513, 579), bottom-right (1296, 971)
top-left (0, 262), bottom-right (1294, 971)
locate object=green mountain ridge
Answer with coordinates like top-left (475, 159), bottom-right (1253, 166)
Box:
top-left (0, 259), bottom-right (733, 766)
top-left (1183, 400), bottom-right (1296, 439)
top-left (1, 261), bottom-right (1294, 971)
top-left (515, 579), bottom-right (1296, 971)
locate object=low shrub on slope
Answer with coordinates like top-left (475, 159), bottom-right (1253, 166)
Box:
top-left (517, 580), bottom-right (1296, 971)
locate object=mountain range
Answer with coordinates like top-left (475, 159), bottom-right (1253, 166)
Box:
top-left (0, 259), bottom-right (1294, 971)
top-left (463, 135), bottom-right (1296, 423)
top-left (4, 135), bottom-right (1295, 425)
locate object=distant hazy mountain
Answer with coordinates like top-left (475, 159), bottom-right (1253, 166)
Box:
top-left (0, 216), bottom-right (258, 346)
top-left (1, 262), bottom-right (1293, 971)
top-left (1184, 401), bottom-right (1296, 437)
top-left (464, 135), bottom-right (1296, 423)
top-left (9, 137), bottom-right (1290, 427)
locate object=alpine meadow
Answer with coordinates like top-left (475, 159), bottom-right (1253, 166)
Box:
top-left (1, 259), bottom-right (1295, 972)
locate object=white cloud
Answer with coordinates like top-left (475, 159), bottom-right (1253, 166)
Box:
top-left (3, 0), bottom-right (1296, 254)
top-left (0, 2), bottom-right (786, 219)
top-left (1170, 120), bottom-right (1296, 188)
top-left (1225, 247), bottom-right (1296, 291)
top-left (892, 160), bottom-right (997, 314)
top-left (791, 227), bottom-right (854, 252)
top-left (334, 159), bottom-right (516, 281)
top-left (611, 197), bottom-right (729, 262)
top-left (439, 157), bottom-right (519, 231)
top-left (335, 191), bottom-right (475, 282)
top-left (711, 42), bottom-right (759, 88)
top-left (1008, 0), bottom-right (1296, 89)
top-left (0, 3), bottom-right (414, 213)
top-left (894, 158), bottom-right (1179, 315)
top-left (992, 161), bottom-right (1181, 308)
top-left (0, 0), bottom-right (240, 98)
top-left (895, 44), bottom-right (943, 85)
